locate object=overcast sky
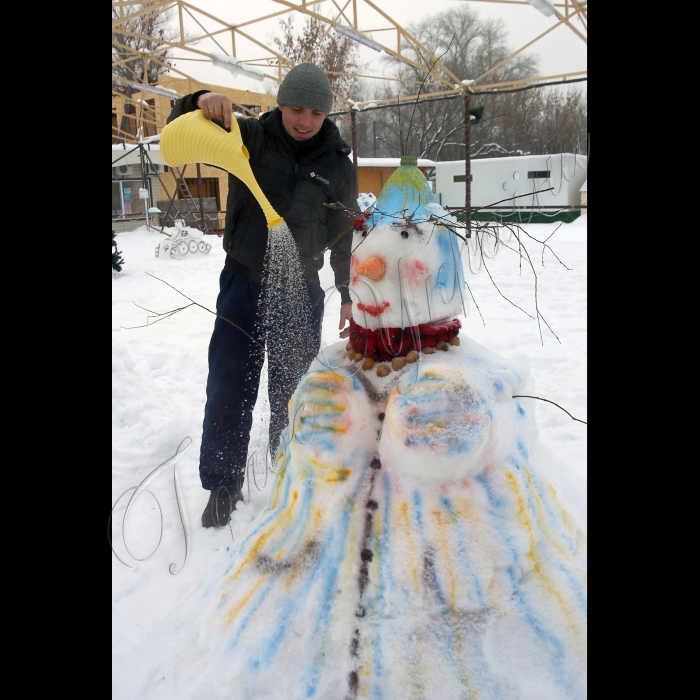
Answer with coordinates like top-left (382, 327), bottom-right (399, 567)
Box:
top-left (166, 0), bottom-right (587, 96)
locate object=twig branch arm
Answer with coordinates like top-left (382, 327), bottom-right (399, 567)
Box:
top-left (512, 395), bottom-right (587, 425)
top-left (141, 272), bottom-right (293, 374)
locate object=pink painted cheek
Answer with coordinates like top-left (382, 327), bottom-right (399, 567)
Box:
top-left (401, 259), bottom-right (430, 286)
top-left (350, 254), bottom-right (358, 286)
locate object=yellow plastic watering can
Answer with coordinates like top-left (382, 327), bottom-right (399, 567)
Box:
top-left (159, 110), bottom-right (283, 228)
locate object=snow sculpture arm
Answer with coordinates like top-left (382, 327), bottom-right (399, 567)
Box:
top-left (378, 364), bottom-right (492, 486)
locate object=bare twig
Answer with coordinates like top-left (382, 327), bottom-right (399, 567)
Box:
top-left (323, 191), bottom-right (570, 347)
top-left (464, 279), bottom-right (485, 326)
top-left (313, 220), bottom-right (354, 260)
top-left (513, 395), bottom-right (587, 425)
top-left (405, 38), bottom-right (456, 156)
top-left (500, 220), bottom-right (571, 271)
top-left (376, 136), bottom-right (401, 155)
top-left (123, 272), bottom-right (293, 374)
top-left (486, 225), bottom-right (560, 343)
top-left (478, 244), bottom-right (535, 320)
top-left (449, 187), bottom-right (555, 215)
top-left (122, 302), bottom-right (196, 328)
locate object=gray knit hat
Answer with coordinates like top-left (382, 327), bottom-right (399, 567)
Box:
top-left (277, 63), bottom-right (333, 114)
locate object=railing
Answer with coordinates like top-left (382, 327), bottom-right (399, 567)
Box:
top-left (158, 211), bottom-right (226, 235)
top-left (112, 211), bottom-right (227, 235)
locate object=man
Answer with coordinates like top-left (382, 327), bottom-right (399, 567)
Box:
top-left (166, 63), bottom-right (357, 528)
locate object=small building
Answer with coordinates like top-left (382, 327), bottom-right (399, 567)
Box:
top-left (580, 179), bottom-right (587, 214)
top-left (112, 141), bottom-right (225, 233)
top-left (434, 153), bottom-right (588, 223)
top-left (355, 157), bottom-right (436, 198)
top-left (112, 76), bottom-right (278, 234)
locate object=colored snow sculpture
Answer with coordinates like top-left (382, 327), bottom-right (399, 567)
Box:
top-left (199, 157), bottom-right (587, 700)
top-left (155, 220), bottom-right (212, 259)
top-left (357, 191), bottom-right (377, 212)
top-left (350, 156), bottom-right (465, 335)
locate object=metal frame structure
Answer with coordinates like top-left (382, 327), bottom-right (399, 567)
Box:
top-left (112, 0), bottom-right (586, 234)
top-left (112, 0), bottom-right (587, 109)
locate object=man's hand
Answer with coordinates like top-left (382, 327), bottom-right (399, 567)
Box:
top-left (197, 92), bottom-right (232, 129)
top-left (338, 302), bottom-right (352, 339)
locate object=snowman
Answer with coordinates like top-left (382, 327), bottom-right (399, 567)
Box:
top-left (345, 155), bottom-right (466, 375)
top-left (200, 157), bottom-right (587, 700)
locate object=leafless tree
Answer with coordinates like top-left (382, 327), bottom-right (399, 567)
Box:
top-left (271, 10), bottom-right (363, 98)
top-left (112, 2), bottom-right (179, 86)
top-left (344, 4), bottom-right (586, 161)
top-left (270, 5), bottom-right (378, 144)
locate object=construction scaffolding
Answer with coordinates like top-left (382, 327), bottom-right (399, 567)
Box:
top-left (112, 1), bottom-right (587, 235)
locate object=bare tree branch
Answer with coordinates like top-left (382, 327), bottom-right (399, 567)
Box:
top-left (513, 395), bottom-right (587, 425)
top-left (122, 273), bottom-right (293, 373)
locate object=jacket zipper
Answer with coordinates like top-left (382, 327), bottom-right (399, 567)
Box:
top-left (283, 163), bottom-right (299, 215)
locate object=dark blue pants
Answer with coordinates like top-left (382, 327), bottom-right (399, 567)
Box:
top-left (199, 267), bottom-right (325, 491)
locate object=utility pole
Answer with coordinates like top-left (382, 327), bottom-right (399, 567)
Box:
top-left (138, 142), bottom-right (148, 194)
top-left (138, 143), bottom-right (151, 231)
top-left (119, 85), bottom-right (133, 142)
top-left (464, 91), bottom-right (472, 238)
top-left (196, 163), bottom-right (206, 233)
top-left (350, 110), bottom-right (358, 168)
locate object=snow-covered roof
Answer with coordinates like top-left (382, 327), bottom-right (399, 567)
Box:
top-left (114, 146), bottom-right (440, 170)
top-left (114, 147), bottom-right (438, 170)
top-left (435, 153), bottom-right (588, 166)
top-left (579, 179), bottom-right (587, 192)
top-left (112, 142), bottom-right (166, 167)
top-left (354, 157), bottom-right (436, 168)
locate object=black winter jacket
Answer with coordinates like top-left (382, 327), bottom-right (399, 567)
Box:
top-left (166, 93), bottom-right (357, 303)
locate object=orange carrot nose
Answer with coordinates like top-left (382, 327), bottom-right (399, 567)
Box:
top-left (355, 256), bottom-right (386, 282)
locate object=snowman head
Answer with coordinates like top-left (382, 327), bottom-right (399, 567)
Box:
top-left (350, 156), bottom-right (466, 333)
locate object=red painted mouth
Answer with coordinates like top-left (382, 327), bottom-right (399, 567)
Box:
top-left (356, 301), bottom-right (390, 317)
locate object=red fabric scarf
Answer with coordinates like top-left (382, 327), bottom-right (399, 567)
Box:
top-left (349, 318), bottom-right (461, 362)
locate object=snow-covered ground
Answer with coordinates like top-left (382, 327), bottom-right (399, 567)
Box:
top-left (112, 216), bottom-right (586, 699)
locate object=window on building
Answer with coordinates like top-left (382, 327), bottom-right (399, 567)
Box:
top-left (453, 174), bottom-right (472, 183)
top-left (182, 178), bottom-right (221, 211)
top-left (528, 170), bottom-right (551, 179)
top-left (112, 180), bottom-right (150, 217)
top-left (112, 182), bottom-right (123, 217)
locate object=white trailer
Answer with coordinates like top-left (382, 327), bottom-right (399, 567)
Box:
top-left (434, 153), bottom-right (588, 221)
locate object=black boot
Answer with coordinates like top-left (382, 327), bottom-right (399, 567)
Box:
top-left (201, 487), bottom-right (244, 528)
